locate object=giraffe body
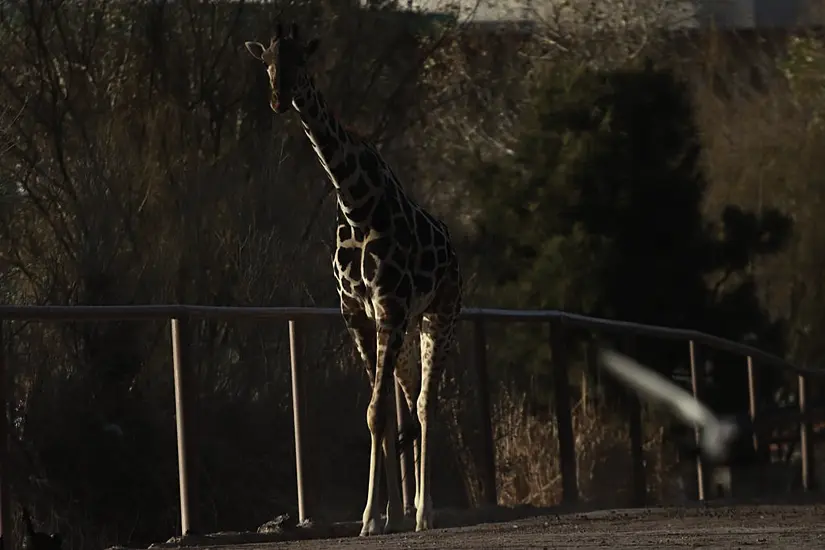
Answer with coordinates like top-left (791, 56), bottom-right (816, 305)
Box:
top-left (245, 25), bottom-right (462, 535)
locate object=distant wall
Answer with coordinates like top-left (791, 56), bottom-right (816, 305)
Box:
top-left (379, 0), bottom-right (820, 30)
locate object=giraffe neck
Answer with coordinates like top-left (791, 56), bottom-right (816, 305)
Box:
top-left (291, 72), bottom-right (383, 224)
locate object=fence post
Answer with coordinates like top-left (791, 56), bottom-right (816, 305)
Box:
top-left (621, 336), bottom-right (645, 507)
top-left (288, 320), bottom-right (309, 523)
top-left (0, 323), bottom-right (10, 549)
top-left (688, 340), bottom-right (705, 502)
top-left (550, 320), bottom-right (578, 505)
top-left (171, 316), bottom-right (199, 536)
top-left (585, 336), bottom-right (601, 413)
top-left (472, 319), bottom-right (498, 506)
top-left (798, 374), bottom-right (814, 491)
top-left (746, 356), bottom-right (758, 452)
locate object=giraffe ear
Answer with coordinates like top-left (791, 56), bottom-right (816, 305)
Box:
top-left (305, 39), bottom-right (320, 58)
top-left (245, 41), bottom-right (266, 61)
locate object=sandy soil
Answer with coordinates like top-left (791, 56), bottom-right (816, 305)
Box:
top-left (152, 503), bottom-right (825, 549)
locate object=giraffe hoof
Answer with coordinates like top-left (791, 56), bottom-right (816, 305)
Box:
top-left (359, 517), bottom-right (383, 536)
top-left (415, 520), bottom-right (433, 532)
top-left (416, 496), bottom-right (434, 531)
top-left (415, 511), bottom-right (434, 532)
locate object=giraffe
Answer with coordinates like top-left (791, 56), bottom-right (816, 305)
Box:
top-left (245, 24), bottom-right (462, 536)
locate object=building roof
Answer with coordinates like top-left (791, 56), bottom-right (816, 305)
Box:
top-left (386, 0), bottom-right (819, 30)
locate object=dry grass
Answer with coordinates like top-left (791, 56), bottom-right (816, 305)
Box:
top-left (490, 386), bottom-right (681, 508)
top-left (12, 26), bottom-right (825, 550)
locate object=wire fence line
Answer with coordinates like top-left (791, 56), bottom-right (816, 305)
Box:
top-left (0, 304), bottom-right (820, 545)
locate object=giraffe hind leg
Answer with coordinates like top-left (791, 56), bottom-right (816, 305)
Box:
top-left (394, 327), bottom-right (422, 519)
top-left (381, 401), bottom-right (405, 533)
top-left (396, 331), bottom-right (421, 452)
top-left (416, 309), bottom-right (459, 532)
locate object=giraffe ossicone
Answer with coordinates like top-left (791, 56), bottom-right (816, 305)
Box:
top-left (245, 24), bottom-right (463, 536)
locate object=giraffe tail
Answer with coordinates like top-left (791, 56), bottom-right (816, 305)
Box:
top-left (396, 417), bottom-right (421, 455)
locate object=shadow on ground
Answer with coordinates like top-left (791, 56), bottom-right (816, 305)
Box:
top-left (103, 491), bottom-right (825, 549)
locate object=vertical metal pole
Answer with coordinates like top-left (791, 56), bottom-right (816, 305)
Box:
top-left (746, 356), bottom-right (758, 452)
top-left (288, 320), bottom-right (308, 523)
top-left (689, 340), bottom-right (705, 502)
top-left (171, 316), bottom-right (197, 536)
top-left (550, 321), bottom-right (578, 505)
top-left (394, 379), bottom-right (414, 513)
top-left (472, 319), bottom-right (498, 506)
top-left (622, 336), bottom-right (645, 507)
top-left (585, 336), bottom-right (600, 411)
top-left (798, 374), bottom-right (812, 491)
top-left (0, 322), bottom-right (10, 549)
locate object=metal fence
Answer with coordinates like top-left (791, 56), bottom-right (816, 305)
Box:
top-left (0, 304), bottom-right (820, 544)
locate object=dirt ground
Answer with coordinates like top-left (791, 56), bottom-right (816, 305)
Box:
top-left (153, 503), bottom-right (824, 549)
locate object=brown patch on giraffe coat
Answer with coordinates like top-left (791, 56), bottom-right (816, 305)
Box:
top-left (347, 199), bottom-right (376, 226)
top-left (359, 150), bottom-right (379, 172)
top-left (395, 273), bottom-right (414, 301)
top-left (331, 153), bottom-right (359, 182)
top-left (391, 220), bottom-right (414, 250)
top-left (349, 175), bottom-right (372, 202)
top-left (419, 250), bottom-right (436, 272)
top-left (335, 247), bottom-right (361, 279)
top-left (368, 198), bottom-right (392, 232)
top-left (437, 247), bottom-right (448, 265)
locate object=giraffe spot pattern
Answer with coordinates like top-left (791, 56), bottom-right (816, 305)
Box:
top-left (369, 199), bottom-right (392, 232)
top-left (419, 250), bottom-right (436, 272)
top-left (287, 63), bottom-right (463, 534)
top-left (349, 175), bottom-right (372, 202)
top-left (335, 246), bottom-right (361, 279)
top-left (359, 150), bottom-right (379, 172)
top-left (392, 223), bottom-right (414, 250)
top-left (331, 153), bottom-right (359, 182)
top-left (347, 199), bottom-right (375, 225)
top-left (337, 224), bottom-right (351, 242)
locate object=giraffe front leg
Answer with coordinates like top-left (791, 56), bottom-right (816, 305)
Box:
top-left (415, 358), bottom-right (435, 530)
top-left (341, 302), bottom-right (388, 535)
top-left (341, 302), bottom-right (377, 384)
top-left (361, 322), bottom-right (407, 537)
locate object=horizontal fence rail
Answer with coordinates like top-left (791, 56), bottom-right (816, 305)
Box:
top-left (0, 304), bottom-right (820, 545)
top-left (0, 304), bottom-right (813, 373)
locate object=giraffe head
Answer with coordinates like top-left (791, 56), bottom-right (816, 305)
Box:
top-left (245, 23), bottom-right (320, 114)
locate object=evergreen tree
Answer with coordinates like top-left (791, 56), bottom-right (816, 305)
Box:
top-left (464, 61), bottom-right (789, 413)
